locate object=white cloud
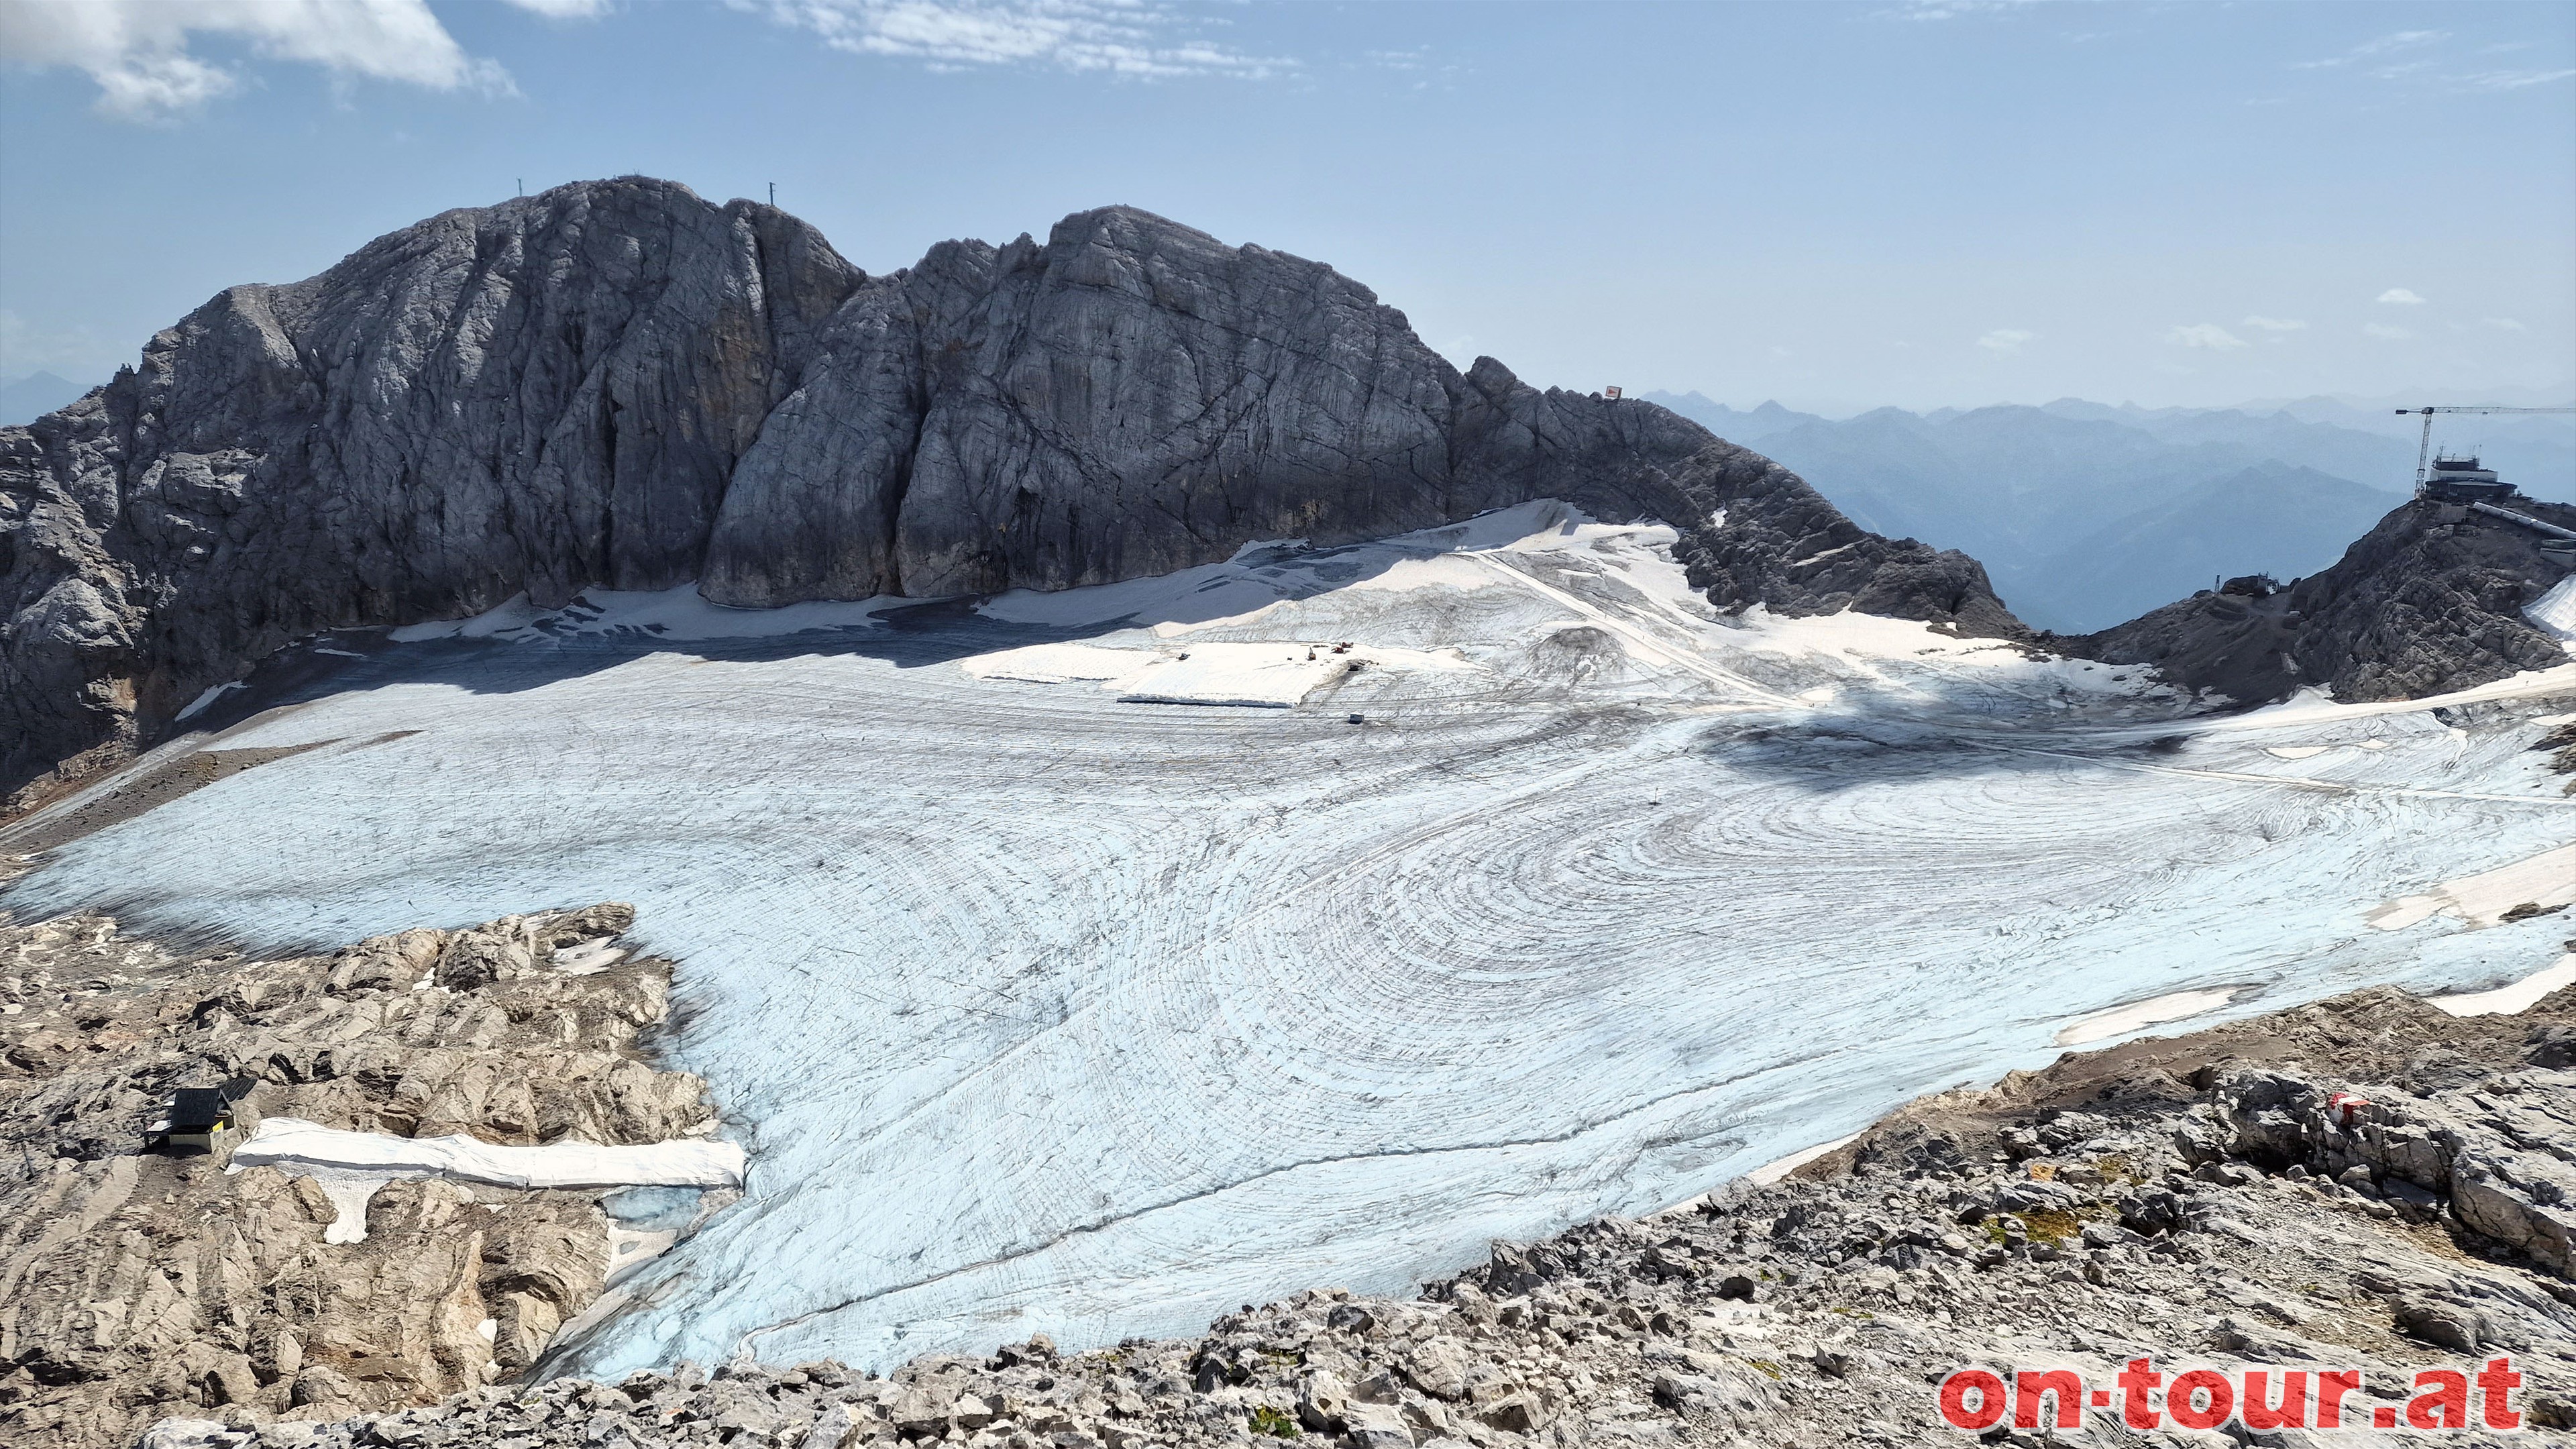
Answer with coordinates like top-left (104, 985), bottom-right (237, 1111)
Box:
top-left (2294, 29), bottom-right (2445, 69)
top-left (1976, 328), bottom-right (2035, 353)
top-left (2363, 323), bottom-right (2414, 341)
top-left (734, 1), bottom-right (1291, 78)
top-left (504, 0), bottom-right (612, 15)
top-left (2376, 288), bottom-right (2428, 305)
top-left (1882, 0), bottom-right (2048, 20)
top-left (2239, 315), bottom-right (2306, 332)
top-left (2450, 68), bottom-right (2576, 91)
top-left (2167, 324), bottom-right (2249, 351)
top-left (0, 0), bottom-right (578, 120)
top-left (2485, 317), bottom-right (2529, 332)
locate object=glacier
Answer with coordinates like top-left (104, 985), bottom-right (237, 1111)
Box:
top-left (4, 500), bottom-right (2572, 1378)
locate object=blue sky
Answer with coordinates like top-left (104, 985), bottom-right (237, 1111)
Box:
top-left (2, 0), bottom-right (2570, 412)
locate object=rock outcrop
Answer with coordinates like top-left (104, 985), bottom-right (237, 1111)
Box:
top-left (130, 981), bottom-right (2576, 1449)
top-left (0, 898), bottom-right (727, 1448)
top-left (0, 179), bottom-right (2009, 812)
top-left (2076, 497), bottom-right (2576, 704)
top-left (0, 177), bottom-right (861, 810)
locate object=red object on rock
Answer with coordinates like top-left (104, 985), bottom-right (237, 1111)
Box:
top-left (2329, 1092), bottom-right (2372, 1128)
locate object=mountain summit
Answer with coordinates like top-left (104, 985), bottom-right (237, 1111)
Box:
top-left (0, 178), bottom-right (2008, 808)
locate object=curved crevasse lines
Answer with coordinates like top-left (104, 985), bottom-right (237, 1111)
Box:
top-left (5, 510), bottom-right (2571, 1379)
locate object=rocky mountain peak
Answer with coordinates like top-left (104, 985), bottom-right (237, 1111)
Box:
top-left (2079, 495), bottom-right (2575, 704)
top-left (1, 182), bottom-right (2010, 811)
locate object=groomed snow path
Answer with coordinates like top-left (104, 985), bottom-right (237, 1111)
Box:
top-left (7, 504), bottom-right (2572, 1377)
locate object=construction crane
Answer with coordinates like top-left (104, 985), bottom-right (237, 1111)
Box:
top-left (2396, 405), bottom-right (2576, 554)
top-left (2396, 406), bottom-right (2576, 488)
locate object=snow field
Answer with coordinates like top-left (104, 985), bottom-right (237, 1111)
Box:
top-left (5, 502), bottom-right (2573, 1381)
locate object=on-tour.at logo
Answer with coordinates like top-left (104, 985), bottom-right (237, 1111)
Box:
top-left (1936, 1356), bottom-right (2525, 1432)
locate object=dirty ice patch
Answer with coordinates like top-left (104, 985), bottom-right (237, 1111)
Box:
top-left (175, 681), bottom-right (250, 722)
top-left (971, 500), bottom-right (1587, 634)
top-left (2430, 953), bottom-right (2576, 1017)
top-left (962, 641), bottom-right (1477, 706)
top-left (1717, 606), bottom-right (2179, 712)
top-left (2054, 987), bottom-right (2241, 1047)
top-left (388, 585), bottom-right (892, 644)
top-left (2366, 840), bottom-right (2576, 932)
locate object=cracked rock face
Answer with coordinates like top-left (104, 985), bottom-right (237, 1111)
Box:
top-left (2078, 498), bottom-right (2576, 705)
top-left (0, 178), bottom-right (863, 811)
top-left (0, 179), bottom-right (2008, 812)
top-left (0, 898), bottom-right (720, 1448)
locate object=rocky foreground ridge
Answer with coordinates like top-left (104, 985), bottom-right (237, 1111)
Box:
top-left (0, 895), bottom-right (727, 1448)
top-left (6, 888), bottom-right (2572, 1448)
top-left (193, 984), bottom-right (2565, 1449)
top-left (0, 178), bottom-right (2010, 811)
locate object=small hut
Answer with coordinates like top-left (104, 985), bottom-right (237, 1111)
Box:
top-left (144, 1087), bottom-right (236, 1154)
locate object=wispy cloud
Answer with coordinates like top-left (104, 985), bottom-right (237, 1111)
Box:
top-left (2290, 29), bottom-right (2572, 95)
top-left (735, 1), bottom-right (1292, 78)
top-left (2485, 317), bottom-right (2529, 332)
top-left (1976, 328), bottom-right (2036, 353)
top-left (2448, 68), bottom-right (2576, 91)
top-left (2167, 324), bottom-right (2249, 351)
top-left (2363, 323), bottom-right (2414, 341)
top-left (2239, 315), bottom-right (2306, 332)
top-left (1882, 0), bottom-right (2049, 20)
top-left (0, 0), bottom-right (581, 121)
top-left (2377, 288), bottom-right (2428, 305)
top-left (2294, 30), bottom-right (2445, 69)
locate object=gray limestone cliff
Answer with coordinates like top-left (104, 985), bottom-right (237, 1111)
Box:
top-left (2075, 497), bottom-right (2576, 706)
top-left (0, 178), bottom-right (2009, 808)
top-left (0, 178), bottom-right (860, 806)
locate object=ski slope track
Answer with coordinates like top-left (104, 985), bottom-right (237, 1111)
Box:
top-left (5, 502), bottom-right (2573, 1380)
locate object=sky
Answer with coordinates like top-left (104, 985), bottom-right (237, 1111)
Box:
top-left (1, 0), bottom-right (2571, 415)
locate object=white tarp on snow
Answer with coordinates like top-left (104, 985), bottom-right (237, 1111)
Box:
top-left (231, 1118), bottom-right (745, 1191)
top-left (2525, 574), bottom-right (2576, 642)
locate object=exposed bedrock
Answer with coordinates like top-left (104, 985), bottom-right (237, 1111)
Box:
top-left (132, 981), bottom-right (2576, 1449)
top-left (1, 178), bottom-right (2006, 808)
top-left (2075, 496), bottom-right (2576, 706)
top-left (0, 898), bottom-right (727, 1449)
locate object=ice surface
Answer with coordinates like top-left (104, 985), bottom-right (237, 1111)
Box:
top-left (7, 501), bottom-right (2575, 1380)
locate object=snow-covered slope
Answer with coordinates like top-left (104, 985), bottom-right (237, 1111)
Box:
top-left (5, 501), bottom-right (2571, 1379)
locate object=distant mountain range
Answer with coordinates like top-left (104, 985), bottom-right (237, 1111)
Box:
top-left (0, 372), bottom-right (89, 427)
top-left (1646, 391), bottom-right (2576, 632)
